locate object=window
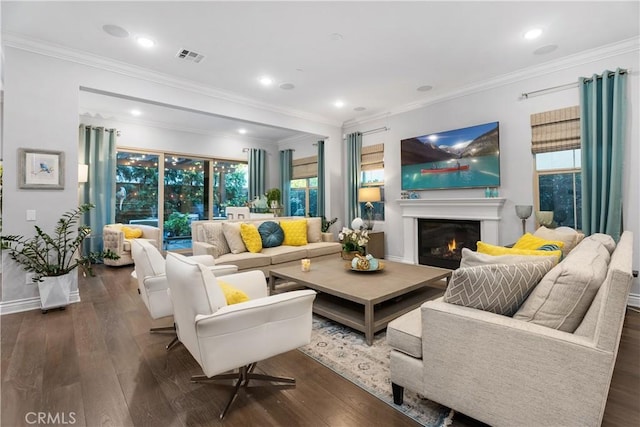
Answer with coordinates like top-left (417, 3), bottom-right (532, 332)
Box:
top-left (531, 106), bottom-right (581, 230)
top-left (360, 144), bottom-right (385, 221)
top-left (535, 150), bottom-right (581, 229)
top-left (116, 149), bottom-right (247, 251)
top-left (115, 151), bottom-right (159, 226)
top-left (290, 177), bottom-right (317, 217)
top-left (289, 156), bottom-right (318, 217)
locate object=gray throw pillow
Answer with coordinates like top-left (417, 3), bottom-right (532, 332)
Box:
top-left (201, 222), bottom-right (230, 258)
top-left (444, 260), bottom-right (555, 316)
top-left (222, 222), bottom-right (247, 254)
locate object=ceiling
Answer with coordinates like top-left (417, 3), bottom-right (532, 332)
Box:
top-left (3, 1), bottom-right (639, 138)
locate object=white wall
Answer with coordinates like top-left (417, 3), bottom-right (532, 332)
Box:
top-left (344, 48), bottom-right (640, 298)
top-left (1, 46), bottom-right (342, 310)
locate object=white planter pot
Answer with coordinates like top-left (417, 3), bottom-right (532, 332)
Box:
top-left (38, 273), bottom-right (73, 311)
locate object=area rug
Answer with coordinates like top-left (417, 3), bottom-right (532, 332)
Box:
top-left (299, 316), bottom-right (454, 426)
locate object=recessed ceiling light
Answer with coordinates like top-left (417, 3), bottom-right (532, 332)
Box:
top-left (534, 44), bottom-right (558, 55)
top-left (354, 107), bottom-right (366, 112)
top-left (103, 24), bottom-right (129, 38)
top-left (131, 109), bottom-right (142, 116)
top-left (330, 33), bottom-right (344, 41)
top-left (334, 100), bottom-right (345, 108)
top-left (136, 36), bottom-right (155, 48)
top-left (279, 82), bottom-right (295, 90)
top-left (417, 85), bottom-right (433, 92)
top-left (524, 28), bottom-right (543, 40)
top-left (238, 128), bottom-right (247, 134)
top-left (259, 76), bottom-right (273, 86)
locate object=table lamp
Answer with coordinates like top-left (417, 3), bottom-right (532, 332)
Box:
top-left (515, 205), bottom-right (533, 235)
top-left (536, 211), bottom-right (554, 228)
top-left (358, 187), bottom-right (382, 230)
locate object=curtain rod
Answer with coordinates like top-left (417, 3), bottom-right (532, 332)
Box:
top-left (362, 126), bottom-right (389, 136)
top-left (521, 68), bottom-right (629, 99)
top-left (343, 126), bottom-right (390, 140)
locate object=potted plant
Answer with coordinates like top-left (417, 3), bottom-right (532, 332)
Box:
top-left (338, 226), bottom-right (369, 260)
top-left (1, 203), bottom-right (118, 312)
top-left (321, 216), bottom-right (338, 242)
top-left (266, 188), bottom-right (281, 209)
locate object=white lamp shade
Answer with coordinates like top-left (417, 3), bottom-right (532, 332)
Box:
top-left (515, 205), bottom-right (533, 219)
top-left (78, 164), bottom-right (88, 183)
top-left (358, 187), bottom-right (381, 203)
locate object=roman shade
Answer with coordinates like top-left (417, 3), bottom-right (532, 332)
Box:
top-left (361, 143), bottom-right (384, 170)
top-left (292, 155), bottom-right (317, 179)
top-left (530, 106), bottom-right (580, 154)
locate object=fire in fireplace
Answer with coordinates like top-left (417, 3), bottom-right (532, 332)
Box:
top-left (418, 218), bottom-right (481, 269)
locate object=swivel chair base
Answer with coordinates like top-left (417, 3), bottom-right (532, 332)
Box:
top-left (150, 324), bottom-right (180, 350)
top-left (191, 362), bottom-right (295, 419)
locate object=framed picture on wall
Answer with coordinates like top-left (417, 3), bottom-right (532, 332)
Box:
top-left (18, 148), bottom-right (65, 190)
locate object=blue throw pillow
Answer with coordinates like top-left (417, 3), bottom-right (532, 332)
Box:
top-left (258, 221), bottom-right (284, 248)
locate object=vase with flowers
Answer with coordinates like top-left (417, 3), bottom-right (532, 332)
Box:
top-left (338, 227), bottom-right (369, 260)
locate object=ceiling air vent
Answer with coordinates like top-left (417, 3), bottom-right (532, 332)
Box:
top-left (176, 48), bottom-right (205, 63)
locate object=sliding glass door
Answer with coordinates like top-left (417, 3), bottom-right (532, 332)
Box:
top-left (115, 151), bottom-right (160, 227)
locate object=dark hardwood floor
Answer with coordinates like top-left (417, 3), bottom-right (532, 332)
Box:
top-left (1, 264), bottom-right (638, 427)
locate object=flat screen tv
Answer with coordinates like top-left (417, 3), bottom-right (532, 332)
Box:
top-left (401, 121), bottom-right (500, 190)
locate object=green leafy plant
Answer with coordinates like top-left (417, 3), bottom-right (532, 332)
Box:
top-left (266, 188), bottom-right (281, 207)
top-left (163, 212), bottom-right (191, 237)
top-left (321, 216), bottom-right (338, 233)
top-left (1, 203), bottom-right (119, 282)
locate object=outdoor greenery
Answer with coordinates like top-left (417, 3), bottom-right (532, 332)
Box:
top-left (163, 212), bottom-right (191, 237)
top-left (1, 204), bottom-right (119, 282)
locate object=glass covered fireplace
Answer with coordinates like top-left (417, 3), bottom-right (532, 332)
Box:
top-left (418, 218), bottom-right (481, 269)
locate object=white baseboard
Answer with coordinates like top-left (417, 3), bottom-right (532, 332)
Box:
top-left (0, 290), bottom-right (81, 315)
top-left (386, 255), bottom-right (411, 264)
top-left (628, 293), bottom-right (640, 308)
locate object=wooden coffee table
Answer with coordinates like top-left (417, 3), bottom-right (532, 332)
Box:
top-left (268, 257), bottom-right (451, 345)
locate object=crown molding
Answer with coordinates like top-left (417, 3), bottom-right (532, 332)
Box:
top-left (79, 111), bottom-right (287, 145)
top-left (344, 37), bottom-right (640, 128)
top-left (3, 33), bottom-right (343, 128)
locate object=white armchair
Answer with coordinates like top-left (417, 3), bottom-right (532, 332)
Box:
top-left (131, 239), bottom-right (238, 349)
top-left (103, 223), bottom-right (161, 266)
top-left (165, 252), bottom-right (316, 419)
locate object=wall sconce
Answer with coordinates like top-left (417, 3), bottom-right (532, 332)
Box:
top-left (78, 164), bottom-right (88, 183)
top-left (358, 187), bottom-right (382, 230)
top-left (515, 205), bottom-right (533, 235)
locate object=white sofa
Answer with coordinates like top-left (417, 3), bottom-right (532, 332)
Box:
top-left (191, 217), bottom-right (341, 272)
top-left (103, 223), bottom-right (161, 266)
top-left (387, 231), bottom-right (634, 427)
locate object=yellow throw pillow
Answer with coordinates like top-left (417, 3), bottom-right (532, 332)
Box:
top-left (477, 241), bottom-right (562, 262)
top-left (513, 233), bottom-right (565, 251)
top-left (280, 219), bottom-right (308, 246)
top-left (240, 223), bottom-right (263, 253)
top-left (122, 226), bottom-right (143, 239)
top-left (218, 280), bottom-right (250, 305)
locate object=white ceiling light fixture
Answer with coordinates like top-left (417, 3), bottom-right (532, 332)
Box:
top-left (417, 85), bottom-right (433, 92)
top-left (136, 36), bottom-right (155, 48)
top-left (238, 128), bottom-right (247, 134)
top-left (279, 82), bottom-right (295, 90)
top-left (131, 109), bottom-right (142, 116)
top-left (334, 100), bottom-right (345, 108)
top-left (524, 28), bottom-right (543, 40)
top-left (354, 106), bottom-right (366, 112)
top-left (534, 44), bottom-right (558, 55)
top-left (259, 76), bottom-right (273, 86)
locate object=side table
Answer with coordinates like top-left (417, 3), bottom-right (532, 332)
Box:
top-left (366, 231), bottom-right (385, 259)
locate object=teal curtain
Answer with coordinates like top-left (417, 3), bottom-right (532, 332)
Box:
top-left (580, 68), bottom-right (627, 241)
top-left (346, 132), bottom-right (362, 225)
top-left (317, 140), bottom-right (326, 218)
top-left (248, 148), bottom-right (266, 201)
top-left (280, 150), bottom-right (293, 216)
top-left (79, 125), bottom-right (117, 254)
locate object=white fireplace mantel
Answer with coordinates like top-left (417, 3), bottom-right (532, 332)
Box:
top-left (397, 198), bottom-right (506, 264)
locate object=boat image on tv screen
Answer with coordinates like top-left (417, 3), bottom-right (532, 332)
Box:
top-left (401, 121), bottom-right (500, 190)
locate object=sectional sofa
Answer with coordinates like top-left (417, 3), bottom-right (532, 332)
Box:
top-left (191, 217), bottom-right (341, 273)
top-left (387, 231), bottom-right (634, 427)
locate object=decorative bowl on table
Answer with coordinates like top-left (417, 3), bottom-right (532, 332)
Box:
top-left (346, 254), bottom-right (385, 272)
